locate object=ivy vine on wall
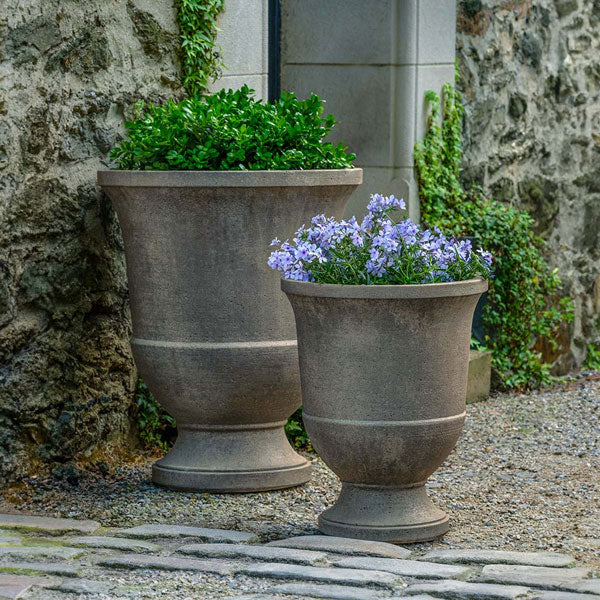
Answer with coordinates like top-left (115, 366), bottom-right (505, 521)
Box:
top-left (175, 0), bottom-right (225, 96)
top-left (414, 82), bottom-right (573, 391)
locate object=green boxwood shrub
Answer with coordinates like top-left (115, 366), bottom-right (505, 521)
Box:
top-left (110, 86), bottom-right (355, 171)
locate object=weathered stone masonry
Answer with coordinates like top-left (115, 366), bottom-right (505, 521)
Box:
top-left (0, 0), bottom-right (183, 482)
top-left (0, 0), bottom-right (598, 482)
top-left (456, 0), bottom-right (600, 371)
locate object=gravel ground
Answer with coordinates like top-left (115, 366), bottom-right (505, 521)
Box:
top-left (2, 373), bottom-right (599, 569)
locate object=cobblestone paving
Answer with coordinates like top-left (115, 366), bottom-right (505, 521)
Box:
top-left (3, 375), bottom-right (598, 572)
top-left (0, 514), bottom-right (597, 599)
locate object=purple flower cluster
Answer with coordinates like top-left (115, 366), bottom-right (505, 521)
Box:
top-left (268, 193), bottom-right (492, 285)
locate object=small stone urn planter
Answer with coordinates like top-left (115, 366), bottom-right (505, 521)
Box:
top-left (98, 168), bottom-right (362, 492)
top-left (282, 277), bottom-right (488, 542)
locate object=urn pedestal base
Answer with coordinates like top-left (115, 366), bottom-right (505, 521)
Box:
top-left (151, 423), bottom-right (311, 493)
top-left (318, 483), bottom-right (449, 543)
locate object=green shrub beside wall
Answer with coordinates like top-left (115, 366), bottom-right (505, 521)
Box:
top-left (414, 83), bottom-right (573, 390)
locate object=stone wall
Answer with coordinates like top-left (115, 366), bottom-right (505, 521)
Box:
top-left (0, 0), bottom-right (183, 483)
top-left (457, 0), bottom-right (600, 370)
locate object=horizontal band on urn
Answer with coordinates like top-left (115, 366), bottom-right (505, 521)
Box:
top-left (131, 338), bottom-right (298, 350)
top-left (180, 421), bottom-right (288, 432)
top-left (152, 462), bottom-right (308, 474)
top-left (97, 168), bottom-right (363, 188)
top-left (303, 411), bottom-right (467, 428)
top-left (282, 278), bottom-right (488, 299)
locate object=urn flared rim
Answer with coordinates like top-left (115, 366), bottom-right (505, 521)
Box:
top-left (281, 277), bottom-right (488, 299)
top-left (97, 168), bottom-right (363, 188)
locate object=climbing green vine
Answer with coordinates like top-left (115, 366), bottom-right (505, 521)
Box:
top-left (175, 0), bottom-right (225, 96)
top-left (414, 82), bottom-right (573, 390)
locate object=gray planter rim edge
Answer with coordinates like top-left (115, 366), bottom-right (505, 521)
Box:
top-left (281, 277), bottom-right (489, 299)
top-left (97, 168), bottom-right (363, 188)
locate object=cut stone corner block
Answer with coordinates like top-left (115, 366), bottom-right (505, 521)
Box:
top-left (467, 349), bottom-right (492, 404)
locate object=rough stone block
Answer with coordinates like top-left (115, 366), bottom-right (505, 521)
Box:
top-left (97, 553), bottom-right (238, 575)
top-left (68, 536), bottom-right (160, 553)
top-left (334, 556), bottom-right (471, 579)
top-left (0, 514), bottom-right (100, 535)
top-left (555, 0), bottom-right (579, 18)
top-left (266, 535), bottom-right (412, 559)
top-left (272, 581), bottom-right (388, 599)
top-left (420, 549), bottom-right (575, 568)
top-left (405, 580), bottom-right (531, 599)
top-left (240, 562), bottom-right (402, 588)
top-left (117, 524), bottom-right (258, 543)
top-left (467, 350), bottom-right (492, 404)
top-left (479, 565), bottom-right (592, 591)
top-left (177, 543), bottom-right (327, 565)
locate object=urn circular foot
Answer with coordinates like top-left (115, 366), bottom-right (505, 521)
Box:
top-left (318, 483), bottom-right (449, 543)
top-left (151, 423), bottom-right (311, 492)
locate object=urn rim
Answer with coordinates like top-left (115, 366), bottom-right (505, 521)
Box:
top-left (97, 168), bottom-right (363, 188)
top-left (281, 277), bottom-right (488, 299)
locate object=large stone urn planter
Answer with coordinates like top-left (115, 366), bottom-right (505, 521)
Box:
top-left (282, 277), bottom-right (488, 542)
top-left (97, 169), bottom-right (362, 492)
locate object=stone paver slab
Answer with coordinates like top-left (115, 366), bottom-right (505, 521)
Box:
top-left (334, 556), bottom-right (471, 579)
top-left (0, 536), bottom-right (21, 547)
top-left (0, 562), bottom-right (79, 577)
top-left (0, 575), bottom-right (50, 600)
top-left (420, 549), bottom-right (576, 568)
top-left (118, 524), bottom-right (258, 543)
top-left (68, 536), bottom-right (160, 553)
top-left (47, 579), bottom-right (113, 595)
top-left (571, 580), bottom-right (600, 595)
top-left (0, 546), bottom-right (83, 559)
top-left (178, 543), bottom-right (327, 565)
top-left (0, 514), bottom-right (100, 535)
top-left (98, 553), bottom-right (238, 575)
top-left (266, 535), bottom-right (411, 559)
top-left (479, 565), bottom-right (592, 591)
top-left (404, 580), bottom-right (531, 599)
top-left (272, 581), bottom-right (388, 599)
top-left (240, 562), bottom-right (402, 589)
top-left (222, 596), bottom-right (288, 600)
top-left (531, 591), bottom-right (600, 600)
